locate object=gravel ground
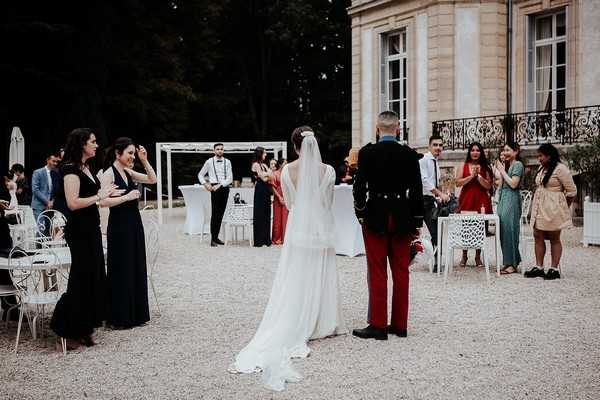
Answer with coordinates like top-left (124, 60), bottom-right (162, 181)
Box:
top-left (1, 209), bottom-right (599, 400)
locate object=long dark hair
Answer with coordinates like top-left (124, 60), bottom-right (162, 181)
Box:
top-left (538, 143), bottom-right (561, 187)
top-left (465, 142), bottom-right (492, 178)
top-left (62, 128), bottom-right (95, 170)
top-left (252, 146), bottom-right (266, 164)
top-left (291, 125), bottom-right (314, 151)
top-left (104, 137), bottom-right (135, 171)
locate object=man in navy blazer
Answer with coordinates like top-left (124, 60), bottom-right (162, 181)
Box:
top-left (31, 152), bottom-right (60, 229)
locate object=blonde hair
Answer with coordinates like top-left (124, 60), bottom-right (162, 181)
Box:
top-left (347, 148), bottom-right (359, 169)
top-left (377, 111), bottom-right (399, 132)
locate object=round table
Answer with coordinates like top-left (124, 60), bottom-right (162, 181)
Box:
top-left (178, 185), bottom-right (255, 236)
top-left (332, 185), bottom-right (365, 257)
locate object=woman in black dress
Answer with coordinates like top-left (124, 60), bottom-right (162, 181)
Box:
top-left (251, 147), bottom-right (273, 247)
top-left (51, 128), bottom-right (122, 350)
top-left (100, 137), bottom-right (156, 328)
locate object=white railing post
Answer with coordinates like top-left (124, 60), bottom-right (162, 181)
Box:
top-left (156, 143), bottom-right (163, 224)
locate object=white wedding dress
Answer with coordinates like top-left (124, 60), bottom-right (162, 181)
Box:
top-left (230, 134), bottom-right (346, 391)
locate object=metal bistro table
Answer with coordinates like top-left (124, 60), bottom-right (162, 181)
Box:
top-left (436, 214), bottom-right (502, 275)
top-left (0, 246), bottom-right (72, 270)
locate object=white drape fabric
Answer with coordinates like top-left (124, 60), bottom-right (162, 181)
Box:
top-left (9, 126), bottom-right (25, 168)
top-left (230, 135), bottom-right (346, 391)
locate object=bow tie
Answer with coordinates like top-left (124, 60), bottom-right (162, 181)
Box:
top-left (216, 160), bottom-right (223, 163)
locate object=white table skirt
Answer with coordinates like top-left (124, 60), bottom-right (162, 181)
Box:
top-left (333, 185), bottom-right (365, 257)
top-left (179, 184), bottom-right (364, 254)
top-left (178, 185), bottom-right (255, 236)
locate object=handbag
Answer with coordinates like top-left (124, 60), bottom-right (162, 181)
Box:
top-left (433, 194), bottom-right (459, 218)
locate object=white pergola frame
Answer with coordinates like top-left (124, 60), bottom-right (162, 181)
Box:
top-left (155, 141), bottom-right (287, 223)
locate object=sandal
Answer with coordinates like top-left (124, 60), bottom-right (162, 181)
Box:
top-left (500, 266), bottom-right (517, 275)
top-left (475, 258), bottom-right (484, 268)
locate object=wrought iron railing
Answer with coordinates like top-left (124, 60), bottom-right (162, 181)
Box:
top-left (431, 105), bottom-right (600, 150)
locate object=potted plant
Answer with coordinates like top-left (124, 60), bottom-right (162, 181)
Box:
top-left (568, 136), bottom-right (600, 246)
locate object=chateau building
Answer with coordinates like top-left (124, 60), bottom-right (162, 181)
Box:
top-left (348, 0), bottom-right (600, 152)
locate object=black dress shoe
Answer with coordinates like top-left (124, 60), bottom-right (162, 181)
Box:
top-left (352, 325), bottom-right (388, 340)
top-left (387, 325), bottom-right (408, 337)
top-left (214, 239), bottom-right (225, 245)
top-left (524, 267), bottom-right (545, 278)
top-left (544, 268), bottom-right (561, 280)
top-left (210, 241), bottom-right (218, 247)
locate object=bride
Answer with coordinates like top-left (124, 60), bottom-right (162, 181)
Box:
top-left (230, 126), bottom-right (346, 391)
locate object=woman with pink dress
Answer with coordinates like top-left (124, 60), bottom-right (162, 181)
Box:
top-left (270, 159), bottom-right (288, 245)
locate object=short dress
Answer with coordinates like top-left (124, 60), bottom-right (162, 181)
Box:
top-left (530, 163), bottom-right (577, 231)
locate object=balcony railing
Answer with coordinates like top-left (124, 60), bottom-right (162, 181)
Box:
top-left (431, 105), bottom-right (600, 150)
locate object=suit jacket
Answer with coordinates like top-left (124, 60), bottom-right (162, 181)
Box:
top-left (31, 167), bottom-right (54, 211)
top-left (353, 140), bottom-right (424, 235)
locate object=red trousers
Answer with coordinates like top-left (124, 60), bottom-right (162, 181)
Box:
top-left (362, 221), bottom-right (412, 330)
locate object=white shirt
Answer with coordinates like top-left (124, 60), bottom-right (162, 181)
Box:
top-left (198, 156), bottom-right (233, 186)
top-left (45, 166), bottom-right (53, 192)
top-left (419, 151), bottom-right (440, 196)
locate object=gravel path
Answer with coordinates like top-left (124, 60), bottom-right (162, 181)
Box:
top-left (1, 209), bottom-right (599, 399)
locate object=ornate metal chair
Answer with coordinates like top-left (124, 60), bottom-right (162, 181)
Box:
top-left (223, 204), bottom-right (253, 246)
top-left (8, 243), bottom-right (68, 353)
top-left (444, 214), bottom-right (492, 283)
top-left (520, 190), bottom-right (533, 226)
top-left (36, 210), bottom-right (68, 248)
top-left (141, 206), bottom-right (161, 314)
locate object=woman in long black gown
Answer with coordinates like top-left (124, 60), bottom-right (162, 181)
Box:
top-left (101, 137), bottom-right (157, 328)
top-left (51, 129), bottom-right (122, 350)
top-left (251, 147), bottom-right (273, 247)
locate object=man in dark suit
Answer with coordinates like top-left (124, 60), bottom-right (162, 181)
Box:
top-left (352, 111), bottom-right (424, 340)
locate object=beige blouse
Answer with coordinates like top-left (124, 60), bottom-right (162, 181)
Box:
top-left (530, 163), bottom-right (577, 231)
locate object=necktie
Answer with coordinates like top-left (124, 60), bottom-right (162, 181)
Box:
top-left (433, 159), bottom-right (438, 189)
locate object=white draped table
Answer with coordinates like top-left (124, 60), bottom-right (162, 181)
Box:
top-left (178, 184), bottom-right (365, 256)
top-left (333, 185), bottom-right (365, 257)
top-left (178, 185), bottom-right (255, 236)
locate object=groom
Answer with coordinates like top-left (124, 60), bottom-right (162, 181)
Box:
top-left (198, 143), bottom-right (233, 247)
top-left (352, 111), bottom-right (424, 340)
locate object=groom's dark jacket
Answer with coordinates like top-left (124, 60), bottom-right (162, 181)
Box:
top-left (353, 139), bottom-right (424, 235)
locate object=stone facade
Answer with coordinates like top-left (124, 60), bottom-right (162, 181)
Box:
top-left (349, 0), bottom-right (600, 151)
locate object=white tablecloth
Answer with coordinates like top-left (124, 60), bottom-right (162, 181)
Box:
top-left (178, 185), bottom-right (255, 235)
top-left (333, 185), bottom-right (365, 257)
top-left (0, 247), bottom-right (72, 270)
top-left (178, 184), bottom-right (364, 255)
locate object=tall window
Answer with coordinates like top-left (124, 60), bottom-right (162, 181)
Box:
top-left (381, 31), bottom-right (408, 137)
top-left (531, 11), bottom-right (566, 111)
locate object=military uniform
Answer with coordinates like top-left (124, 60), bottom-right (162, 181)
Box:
top-left (353, 136), bottom-right (424, 332)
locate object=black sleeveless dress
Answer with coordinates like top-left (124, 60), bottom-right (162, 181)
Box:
top-left (106, 166), bottom-right (149, 328)
top-left (252, 164), bottom-right (272, 247)
top-left (51, 164), bottom-right (107, 339)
